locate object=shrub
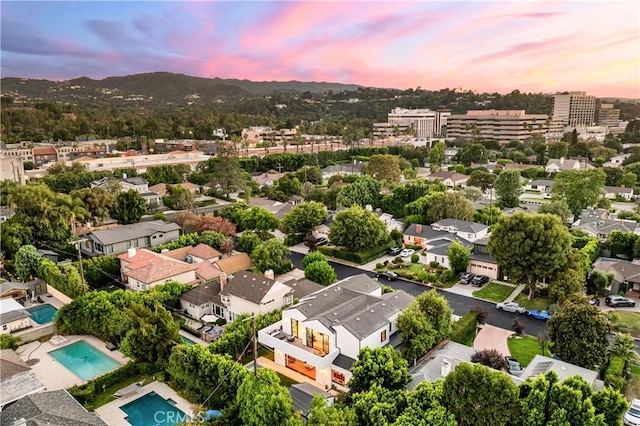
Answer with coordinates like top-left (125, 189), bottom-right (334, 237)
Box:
top-left (474, 305), bottom-right (488, 324)
top-left (425, 272), bottom-right (438, 283)
top-left (410, 254), bottom-right (419, 263)
top-left (451, 311), bottom-right (479, 345)
top-left (284, 234), bottom-right (304, 247)
top-left (417, 271), bottom-right (428, 282)
top-left (440, 269), bottom-right (454, 282)
top-left (432, 281), bottom-right (445, 288)
top-left (512, 319), bottom-right (525, 336)
top-left (471, 349), bottom-right (508, 371)
top-left (429, 261), bottom-right (440, 268)
top-left (604, 355), bottom-right (625, 390)
top-left (376, 262), bottom-right (384, 269)
top-left (383, 260), bottom-right (389, 266)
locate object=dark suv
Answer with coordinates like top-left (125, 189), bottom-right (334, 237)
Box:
top-left (605, 295), bottom-right (636, 308)
top-left (471, 275), bottom-right (490, 287)
top-left (376, 271), bottom-right (398, 281)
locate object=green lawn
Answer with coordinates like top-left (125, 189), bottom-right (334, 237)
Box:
top-left (514, 294), bottom-right (552, 311)
top-left (90, 374), bottom-right (155, 410)
top-left (607, 311), bottom-right (640, 339)
top-left (473, 283), bottom-right (514, 302)
top-left (506, 335), bottom-right (553, 367)
top-left (626, 365), bottom-right (640, 400)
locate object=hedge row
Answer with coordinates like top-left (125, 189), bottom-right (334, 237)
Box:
top-left (604, 355), bottom-right (625, 391)
top-left (450, 311), bottom-right (479, 346)
top-left (68, 362), bottom-right (160, 406)
top-left (317, 244), bottom-right (390, 265)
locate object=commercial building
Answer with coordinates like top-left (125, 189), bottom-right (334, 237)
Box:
top-left (446, 110), bottom-right (548, 145)
top-left (597, 103), bottom-right (621, 128)
top-left (373, 108), bottom-right (449, 139)
top-left (552, 92), bottom-right (596, 127)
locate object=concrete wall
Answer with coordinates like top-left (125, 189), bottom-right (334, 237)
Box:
top-left (14, 323), bottom-right (57, 344)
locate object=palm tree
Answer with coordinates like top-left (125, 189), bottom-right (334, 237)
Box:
top-left (57, 196), bottom-right (89, 235)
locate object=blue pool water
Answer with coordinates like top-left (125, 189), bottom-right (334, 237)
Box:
top-left (27, 304), bottom-right (58, 324)
top-left (48, 341), bottom-right (120, 380)
top-left (180, 336), bottom-right (196, 346)
top-left (121, 391), bottom-right (189, 426)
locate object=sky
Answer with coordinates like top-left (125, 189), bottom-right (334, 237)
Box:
top-left (1, 1), bottom-right (639, 98)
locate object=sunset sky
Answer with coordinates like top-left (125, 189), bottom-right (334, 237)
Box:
top-left (2, 1), bottom-right (639, 98)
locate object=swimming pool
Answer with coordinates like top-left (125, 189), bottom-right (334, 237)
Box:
top-left (27, 304), bottom-right (58, 324)
top-left (180, 336), bottom-right (196, 346)
top-left (121, 391), bottom-right (189, 426)
top-left (48, 340), bottom-right (120, 381)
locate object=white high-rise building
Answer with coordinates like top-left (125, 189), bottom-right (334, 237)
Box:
top-left (552, 92), bottom-right (596, 127)
top-left (373, 108), bottom-right (449, 139)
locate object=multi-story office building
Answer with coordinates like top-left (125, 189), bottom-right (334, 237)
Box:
top-left (552, 92), bottom-right (596, 127)
top-left (446, 110), bottom-right (549, 145)
top-left (597, 103), bottom-right (621, 128)
top-left (373, 108), bottom-right (449, 139)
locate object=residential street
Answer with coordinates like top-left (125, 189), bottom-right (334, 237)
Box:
top-left (289, 252), bottom-right (547, 338)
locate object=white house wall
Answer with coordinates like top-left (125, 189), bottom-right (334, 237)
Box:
top-left (426, 252), bottom-right (451, 269)
top-left (333, 325), bottom-right (362, 359)
top-left (358, 324), bottom-right (390, 352)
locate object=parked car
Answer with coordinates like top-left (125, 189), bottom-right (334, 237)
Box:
top-left (527, 309), bottom-right (552, 320)
top-left (376, 271), bottom-right (398, 281)
top-left (400, 248), bottom-right (415, 258)
top-left (496, 302), bottom-right (527, 314)
top-left (389, 247), bottom-right (402, 256)
top-left (459, 272), bottom-right (475, 284)
top-left (505, 356), bottom-right (524, 377)
top-left (314, 237), bottom-right (329, 247)
top-left (589, 297), bottom-right (600, 306)
top-left (624, 399), bottom-right (640, 426)
top-left (605, 295), bottom-right (636, 308)
top-left (471, 275), bottom-right (489, 287)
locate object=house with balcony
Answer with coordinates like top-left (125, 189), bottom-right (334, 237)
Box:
top-left (81, 220), bottom-right (181, 257)
top-left (258, 274), bottom-right (413, 390)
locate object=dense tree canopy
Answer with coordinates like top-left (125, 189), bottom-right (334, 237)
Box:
top-left (251, 238), bottom-right (292, 274)
top-left (494, 169), bottom-right (522, 208)
top-left (547, 299), bottom-right (611, 369)
top-left (488, 213), bottom-right (572, 298)
top-left (112, 189), bottom-right (147, 224)
top-left (336, 175), bottom-right (381, 209)
top-left (551, 168), bottom-right (606, 216)
top-left (348, 346), bottom-right (410, 394)
top-left (280, 201), bottom-right (328, 236)
top-left (329, 205), bottom-right (388, 252)
top-left (365, 154), bottom-right (402, 183)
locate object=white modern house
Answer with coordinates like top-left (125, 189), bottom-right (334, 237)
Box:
top-left (258, 274), bottom-right (413, 390)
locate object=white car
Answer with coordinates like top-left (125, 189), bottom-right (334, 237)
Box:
top-left (496, 302), bottom-right (527, 314)
top-left (400, 249), bottom-right (415, 258)
top-left (624, 399), bottom-right (640, 426)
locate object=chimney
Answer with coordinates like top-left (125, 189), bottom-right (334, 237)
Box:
top-left (559, 157), bottom-right (565, 165)
top-left (220, 273), bottom-right (228, 291)
top-left (264, 269), bottom-right (275, 280)
top-left (441, 359), bottom-right (452, 377)
top-left (123, 173), bottom-right (127, 179)
top-left (127, 247), bottom-right (137, 258)
top-left (416, 224), bottom-right (423, 233)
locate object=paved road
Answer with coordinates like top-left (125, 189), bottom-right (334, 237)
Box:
top-left (290, 252), bottom-right (547, 337)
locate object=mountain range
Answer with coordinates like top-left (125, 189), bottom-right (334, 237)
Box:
top-left (0, 72), bottom-right (362, 104)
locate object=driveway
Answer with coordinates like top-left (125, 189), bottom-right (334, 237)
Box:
top-left (473, 324), bottom-right (513, 356)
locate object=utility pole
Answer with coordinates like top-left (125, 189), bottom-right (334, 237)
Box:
top-left (70, 239), bottom-right (88, 294)
top-left (243, 314), bottom-right (259, 377)
top-left (488, 184), bottom-right (493, 226)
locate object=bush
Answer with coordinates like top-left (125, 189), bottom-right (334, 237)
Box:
top-left (604, 355), bottom-right (626, 390)
top-left (417, 271), bottom-right (428, 282)
top-left (376, 263), bottom-right (384, 269)
top-left (512, 319), bottom-right (525, 336)
top-left (284, 234), bottom-right (304, 247)
top-left (394, 256), bottom-right (404, 264)
top-left (451, 311), bottom-right (479, 345)
top-left (471, 349), bottom-right (508, 371)
top-left (429, 261), bottom-right (440, 268)
top-left (474, 305), bottom-right (488, 324)
top-left (440, 269), bottom-right (454, 282)
top-left (410, 254), bottom-right (419, 263)
top-left (383, 260), bottom-right (389, 266)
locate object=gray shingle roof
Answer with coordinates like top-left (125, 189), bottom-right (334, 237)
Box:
top-left (282, 278), bottom-right (325, 300)
top-left (180, 282), bottom-right (222, 306)
top-left (87, 220), bottom-right (180, 245)
top-left (221, 271), bottom-right (280, 304)
top-left (433, 219), bottom-right (488, 234)
top-left (0, 309), bottom-right (30, 325)
top-left (0, 390), bottom-right (107, 426)
top-left (289, 383), bottom-right (332, 418)
top-left (403, 224), bottom-right (448, 239)
top-left (0, 350), bottom-right (46, 409)
top-left (332, 353), bottom-right (356, 370)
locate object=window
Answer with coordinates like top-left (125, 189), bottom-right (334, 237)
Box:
top-left (284, 294), bottom-right (293, 305)
top-left (2, 325), bottom-right (7, 331)
top-left (229, 312), bottom-right (239, 322)
top-left (144, 237), bottom-right (150, 246)
top-left (107, 245), bottom-right (113, 254)
top-left (380, 329), bottom-right (387, 342)
top-left (221, 295), bottom-right (231, 304)
top-left (306, 328), bottom-right (329, 354)
top-left (95, 243), bottom-right (103, 252)
top-left (214, 305), bottom-right (224, 317)
top-left (332, 370), bottom-right (346, 386)
top-left (291, 319), bottom-right (299, 338)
